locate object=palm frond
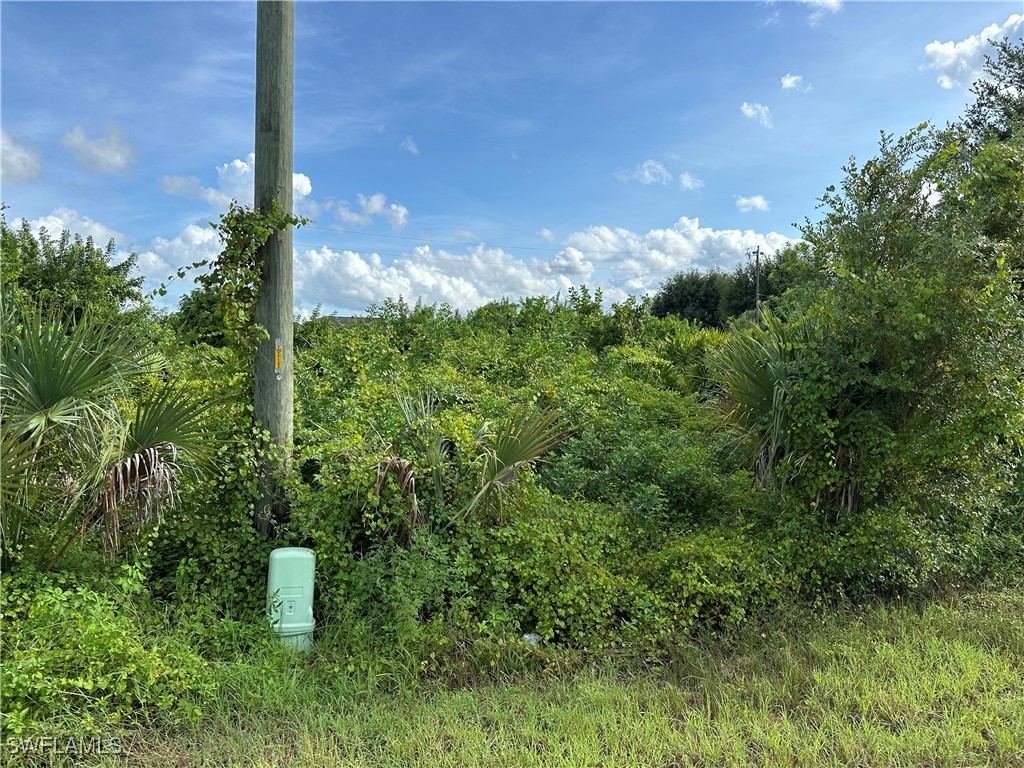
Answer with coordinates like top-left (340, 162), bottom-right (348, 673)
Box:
top-left (0, 307), bottom-right (146, 439)
top-left (94, 443), bottom-right (179, 554)
top-left (710, 309), bottom-right (816, 486)
top-left (465, 407), bottom-right (566, 519)
top-left (374, 456), bottom-right (423, 547)
top-left (126, 381), bottom-right (213, 463)
top-left (86, 381), bottom-right (213, 552)
top-left (0, 421), bottom-right (54, 561)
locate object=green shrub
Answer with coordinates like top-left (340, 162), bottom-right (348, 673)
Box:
top-left (766, 504), bottom-right (930, 601)
top-left (148, 434), bottom-right (276, 616)
top-left (0, 568), bottom-right (214, 737)
top-left (638, 529), bottom-right (784, 635)
top-left (978, 456), bottom-right (1024, 583)
top-left (542, 374), bottom-right (755, 534)
top-left (464, 483), bottom-right (644, 647)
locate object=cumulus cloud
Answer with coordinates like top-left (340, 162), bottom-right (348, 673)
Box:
top-left (401, 136), bottom-right (420, 155)
top-left (136, 223), bottom-right (223, 282)
top-left (293, 173), bottom-right (313, 200)
top-left (161, 153), bottom-right (313, 211)
top-left (537, 228), bottom-right (555, 242)
top-left (924, 14), bottom-right (1024, 90)
top-left (615, 159), bottom-right (673, 186)
top-left (736, 195), bottom-right (770, 212)
top-left (337, 193), bottom-right (409, 231)
top-left (678, 172), bottom-right (704, 191)
top-left (294, 243), bottom-right (573, 314)
top-left (291, 215), bottom-right (795, 314)
top-left (1, 130), bottom-right (43, 184)
top-left (61, 125), bottom-right (136, 174)
top-left (555, 217), bottom-right (791, 299)
top-left (740, 102), bottom-right (773, 128)
top-left (800, 0), bottom-right (842, 25)
top-left (22, 206), bottom-right (126, 246)
top-left (32, 198), bottom-right (795, 318)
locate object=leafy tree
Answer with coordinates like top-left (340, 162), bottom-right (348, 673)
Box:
top-left (718, 249), bottom-right (801, 322)
top-left (1, 214), bottom-right (146, 323)
top-left (654, 251), bottom-right (802, 328)
top-left (714, 121), bottom-right (1024, 592)
top-left (651, 269), bottom-right (727, 327)
top-left (169, 283), bottom-right (229, 346)
top-left (963, 36), bottom-right (1024, 144)
top-left (716, 258), bottom-right (758, 321)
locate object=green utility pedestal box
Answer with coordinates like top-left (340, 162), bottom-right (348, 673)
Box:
top-left (266, 547), bottom-right (316, 652)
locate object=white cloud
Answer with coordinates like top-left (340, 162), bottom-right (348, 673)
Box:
top-left (1, 130), bottom-right (43, 184)
top-left (802, 0), bottom-right (842, 10)
top-left (28, 203), bottom-right (795, 316)
top-left (800, 0), bottom-right (842, 25)
top-left (137, 223), bottom-right (223, 284)
top-left (924, 14), bottom-right (1024, 90)
top-left (294, 243), bottom-right (569, 313)
top-left (22, 206), bottom-right (126, 246)
top-left (293, 173), bottom-right (313, 200)
top-left (161, 153), bottom-right (313, 211)
top-left (780, 73), bottom-right (807, 91)
top-left (740, 102), bottom-right (773, 128)
top-left (615, 159), bottom-right (673, 186)
top-left (61, 125), bottom-right (136, 174)
top-left (337, 192), bottom-right (409, 231)
top-left (736, 195), bottom-right (770, 212)
top-left (537, 228), bottom-right (555, 242)
top-left (289, 215), bottom-right (796, 314)
top-left (678, 172), bottom-right (704, 191)
top-left (401, 136), bottom-right (420, 155)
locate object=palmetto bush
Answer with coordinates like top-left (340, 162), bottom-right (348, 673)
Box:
top-left (709, 309), bottom-right (821, 490)
top-left (0, 307), bottom-right (212, 569)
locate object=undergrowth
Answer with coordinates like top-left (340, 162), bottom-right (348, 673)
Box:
top-left (5, 588), bottom-right (1018, 768)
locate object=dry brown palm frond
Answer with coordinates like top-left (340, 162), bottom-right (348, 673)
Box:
top-left (375, 455), bottom-right (423, 547)
top-left (95, 442), bottom-right (179, 553)
top-left (48, 442), bottom-right (180, 568)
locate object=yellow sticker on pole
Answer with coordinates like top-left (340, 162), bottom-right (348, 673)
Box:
top-left (274, 338), bottom-right (283, 380)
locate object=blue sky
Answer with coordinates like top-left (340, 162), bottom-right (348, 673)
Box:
top-left (2, 1), bottom-right (1022, 315)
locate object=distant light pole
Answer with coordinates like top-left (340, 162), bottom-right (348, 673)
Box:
top-left (754, 245), bottom-right (762, 326)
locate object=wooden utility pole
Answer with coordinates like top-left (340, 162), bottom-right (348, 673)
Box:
top-left (254, 0), bottom-right (294, 533)
top-left (754, 245), bottom-right (762, 326)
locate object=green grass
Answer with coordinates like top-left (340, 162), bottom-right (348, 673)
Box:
top-left (27, 590), bottom-right (1024, 767)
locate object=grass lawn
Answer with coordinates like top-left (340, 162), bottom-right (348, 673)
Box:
top-left (61, 589), bottom-right (1021, 768)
